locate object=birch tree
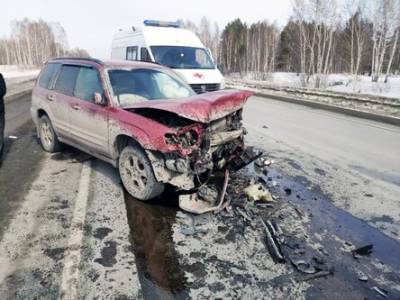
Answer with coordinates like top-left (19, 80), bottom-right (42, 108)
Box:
top-left (0, 19), bottom-right (88, 66)
top-left (370, 0), bottom-right (399, 82)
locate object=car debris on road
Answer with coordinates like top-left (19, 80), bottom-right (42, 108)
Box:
top-left (179, 170), bottom-right (230, 214)
top-left (261, 218), bottom-right (285, 263)
top-left (352, 244), bottom-right (373, 259)
top-left (244, 183), bottom-right (274, 202)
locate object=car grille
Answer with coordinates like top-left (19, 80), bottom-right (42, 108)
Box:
top-left (190, 83), bottom-right (220, 94)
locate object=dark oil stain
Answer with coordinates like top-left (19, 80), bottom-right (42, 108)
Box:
top-left (189, 252), bottom-right (204, 259)
top-left (185, 262), bottom-right (207, 278)
top-left (44, 247), bottom-right (65, 262)
top-left (314, 168), bottom-right (326, 176)
top-left (284, 187), bottom-right (292, 195)
top-left (50, 152), bottom-right (68, 161)
top-left (285, 159), bottom-right (303, 171)
top-left (94, 240), bottom-right (117, 267)
top-left (87, 269), bottom-right (100, 283)
top-left (247, 164), bottom-right (400, 299)
top-left (217, 225), bottom-right (229, 234)
top-left (93, 227), bottom-right (113, 240)
top-left (48, 198), bottom-right (69, 210)
top-left (209, 281), bottom-right (225, 292)
top-left (225, 228), bottom-right (236, 243)
top-left (124, 188), bottom-right (188, 299)
top-left (370, 215), bottom-right (395, 224)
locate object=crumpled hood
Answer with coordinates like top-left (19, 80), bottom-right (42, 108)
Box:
top-left (124, 89), bottom-right (253, 123)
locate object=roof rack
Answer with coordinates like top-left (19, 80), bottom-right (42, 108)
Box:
top-left (50, 57), bottom-right (103, 65)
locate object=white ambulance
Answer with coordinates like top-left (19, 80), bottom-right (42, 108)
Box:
top-left (111, 20), bottom-right (225, 93)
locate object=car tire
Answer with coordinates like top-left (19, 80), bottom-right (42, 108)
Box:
top-left (39, 115), bottom-right (62, 153)
top-left (118, 143), bottom-right (165, 200)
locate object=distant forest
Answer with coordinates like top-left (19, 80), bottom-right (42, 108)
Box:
top-left (0, 19), bottom-right (88, 66)
top-left (1, 0), bottom-right (399, 89)
top-left (182, 0), bottom-right (400, 87)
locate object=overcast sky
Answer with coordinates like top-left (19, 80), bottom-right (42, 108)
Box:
top-left (1, 0), bottom-right (293, 59)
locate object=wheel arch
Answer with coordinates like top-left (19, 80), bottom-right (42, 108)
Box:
top-left (37, 109), bottom-right (48, 119)
top-left (113, 134), bottom-right (150, 165)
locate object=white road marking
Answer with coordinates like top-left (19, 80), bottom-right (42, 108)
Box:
top-left (60, 161), bottom-right (91, 300)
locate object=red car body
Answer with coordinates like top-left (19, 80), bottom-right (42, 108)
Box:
top-left (31, 58), bottom-right (253, 193)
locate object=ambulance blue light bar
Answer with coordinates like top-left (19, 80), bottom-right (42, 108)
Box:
top-left (143, 20), bottom-right (180, 28)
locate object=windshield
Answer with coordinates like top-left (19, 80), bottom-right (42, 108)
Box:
top-left (108, 68), bottom-right (195, 106)
top-left (150, 46), bottom-right (215, 69)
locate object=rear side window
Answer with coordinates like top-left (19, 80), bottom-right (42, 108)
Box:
top-left (54, 65), bottom-right (80, 96)
top-left (74, 67), bottom-right (103, 102)
top-left (126, 46), bottom-right (138, 61)
top-left (38, 63), bottom-right (60, 89)
top-left (140, 47), bottom-right (151, 62)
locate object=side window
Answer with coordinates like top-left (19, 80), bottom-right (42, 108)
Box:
top-left (140, 47), bottom-right (152, 62)
top-left (38, 63), bottom-right (61, 89)
top-left (126, 46), bottom-right (138, 61)
top-left (74, 67), bottom-right (103, 102)
top-left (54, 65), bottom-right (80, 96)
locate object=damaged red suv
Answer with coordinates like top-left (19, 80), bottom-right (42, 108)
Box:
top-left (31, 58), bottom-right (253, 200)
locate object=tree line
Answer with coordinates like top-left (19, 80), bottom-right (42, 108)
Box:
top-left (184, 0), bottom-right (400, 87)
top-left (0, 18), bottom-right (89, 66)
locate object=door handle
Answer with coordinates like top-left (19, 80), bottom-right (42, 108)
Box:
top-left (47, 94), bottom-right (54, 101)
top-left (72, 104), bottom-right (80, 110)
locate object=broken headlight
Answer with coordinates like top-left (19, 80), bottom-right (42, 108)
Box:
top-left (165, 133), bottom-right (179, 144)
top-left (165, 130), bottom-right (199, 149)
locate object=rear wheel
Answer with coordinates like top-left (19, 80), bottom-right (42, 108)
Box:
top-left (118, 143), bottom-right (164, 200)
top-left (39, 115), bottom-right (62, 153)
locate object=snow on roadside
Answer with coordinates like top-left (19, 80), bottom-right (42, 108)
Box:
top-left (0, 65), bottom-right (40, 85)
top-left (235, 72), bottom-right (400, 99)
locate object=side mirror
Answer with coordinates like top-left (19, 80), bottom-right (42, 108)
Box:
top-left (94, 92), bottom-right (106, 106)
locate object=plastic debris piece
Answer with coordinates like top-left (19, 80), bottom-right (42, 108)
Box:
top-left (358, 273), bottom-right (368, 282)
top-left (244, 184), bottom-right (274, 202)
top-left (179, 170), bottom-right (229, 214)
top-left (352, 244), bottom-right (373, 258)
top-left (284, 188), bottom-right (292, 195)
top-left (290, 259), bottom-right (317, 274)
top-left (261, 218), bottom-right (285, 263)
top-left (372, 286), bottom-right (388, 298)
top-left (301, 269), bottom-right (334, 282)
top-left (8, 135), bottom-right (18, 139)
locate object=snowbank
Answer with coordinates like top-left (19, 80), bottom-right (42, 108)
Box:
top-left (235, 72), bottom-right (400, 99)
top-left (0, 65), bottom-right (40, 81)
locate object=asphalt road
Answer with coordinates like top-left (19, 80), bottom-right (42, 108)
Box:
top-left (244, 96), bottom-right (400, 240)
top-left (1, 91), bottom-right (400, 299)
top-left (244, 96), bottom-right (400, 185)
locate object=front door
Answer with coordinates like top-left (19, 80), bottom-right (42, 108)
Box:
top-left (68, 66), bottom-right (109, 156)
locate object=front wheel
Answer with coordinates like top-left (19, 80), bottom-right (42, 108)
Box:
top-left (39, 115), bottom-right (62, 153)
top-left (118, 144), bottom-right (164, 200)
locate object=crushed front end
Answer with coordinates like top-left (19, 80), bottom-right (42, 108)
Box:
top-left (145, 107), bottom-right (260, 191)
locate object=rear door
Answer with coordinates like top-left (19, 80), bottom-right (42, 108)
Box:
top-left (45, 64), bottom-right (77, 139)
top-left (68, 66), bottom-right (109, 156)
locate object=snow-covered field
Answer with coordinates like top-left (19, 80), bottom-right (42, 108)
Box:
top-left (0, 65), bottom-right (39, 101)
top-left (237, 72), bottom-right (400, 99)
top-left (0, 65), bottom-right (40, 84)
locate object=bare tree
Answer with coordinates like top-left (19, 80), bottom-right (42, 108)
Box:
top-left (370, 0), bottom-right (399, 82)
top-left (384, 0), bottom-right (400, 82)
top-left (341, 0), bottom-right (370, 90)
top-left (0, 18), bottom-right (89, 66)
